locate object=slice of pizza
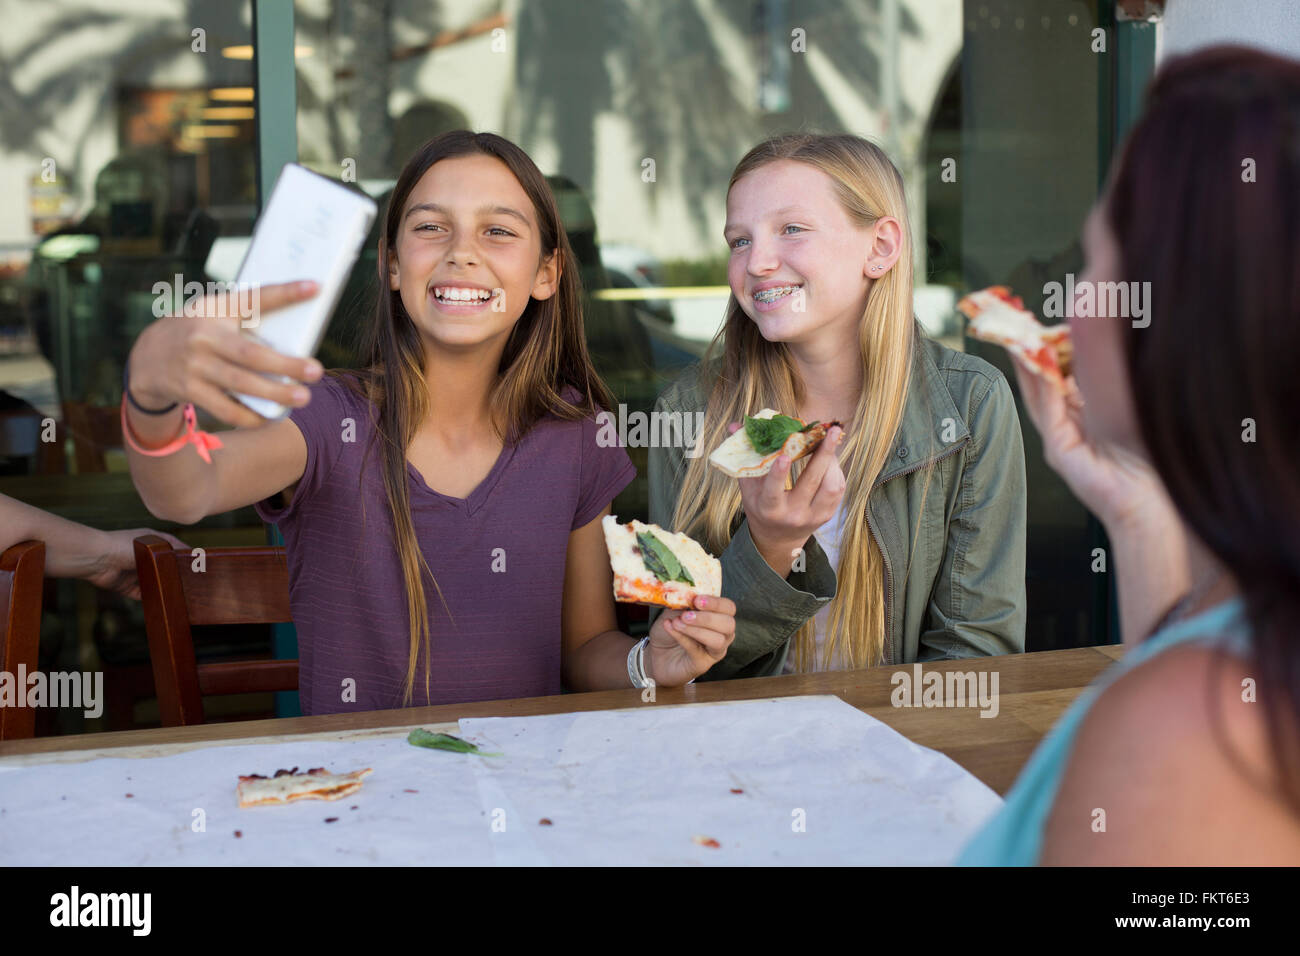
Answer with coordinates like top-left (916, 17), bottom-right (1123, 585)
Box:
top-left (957, 286), bottom-right (1073, 389)
top-left (236, 766), bottom-right (373, 808)
top-left (708, 409), bottom-right (839, 479)
top-left (601, 516), bottom-right (722, 609)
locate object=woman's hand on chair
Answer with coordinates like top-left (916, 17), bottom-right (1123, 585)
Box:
top-left (85, 528), bottom-right (188, 600)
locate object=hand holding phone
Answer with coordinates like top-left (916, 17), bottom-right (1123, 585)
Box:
top-left (229, 163), bottom-right (377, 418)
top-left (127, 164), bottom-right (377, 428)
top-left (126, 280), bottom-right (326, 430)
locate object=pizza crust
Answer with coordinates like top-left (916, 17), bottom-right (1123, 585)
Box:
top-left (1042, 325), bottom-right (1073, 377)
top-left (236, 766), bottom-right (373, 808)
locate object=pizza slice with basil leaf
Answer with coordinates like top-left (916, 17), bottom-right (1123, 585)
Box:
top-left (707, 408), bottom-right (839, 478)
top-left (601, 516), bottom-right (721, 609)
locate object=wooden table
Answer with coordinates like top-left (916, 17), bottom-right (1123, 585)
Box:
top-left (0, 645), bottom-right (1125, 796)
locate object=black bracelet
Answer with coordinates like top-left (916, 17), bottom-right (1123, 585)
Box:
top-left (122, 362), bottom-right (179, 415)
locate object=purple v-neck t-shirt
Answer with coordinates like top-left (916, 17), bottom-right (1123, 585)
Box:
top-left (254, 373), bottom-right (635, 715)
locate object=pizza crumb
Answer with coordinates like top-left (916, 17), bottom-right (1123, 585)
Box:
top-left (539, 818), bottom-right (553, 826)
top-left (350, 805), bottom-right (358, 810)
top-left (692, 835), bottom-right (721, 848)
top-left (125, 793), bottom-right (133, 798)
top-left (403, 788), bottom-right (418, 793)
top-left (234, 830), bottom-right (242, 838)
top-left (324, 817), bottom-right (339, 823)
top-left (729, 788), bottom-right (744, 794)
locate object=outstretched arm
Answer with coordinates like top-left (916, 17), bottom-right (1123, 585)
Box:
top-left (0, 494), bottom-right (186, 599)
top-left (124, 281), bottom-right (323, 524)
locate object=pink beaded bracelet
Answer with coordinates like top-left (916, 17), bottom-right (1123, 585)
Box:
top-left (120, 396), bottom-right (224, 464)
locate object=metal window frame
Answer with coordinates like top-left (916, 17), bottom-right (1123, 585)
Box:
top-left (253, 0), bottom-right (298, 205)
top-left (247, 1), bottom-right (1159, 667)
top-left (252, 0), bottom-right (300, 715)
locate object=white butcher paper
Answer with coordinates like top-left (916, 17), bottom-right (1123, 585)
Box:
top-left (0, 734), bottom-right (494, 866)
top-left (459, 694), bottom-right (1003, 865)
top-left (0, 695), bottom-right (1003, 865)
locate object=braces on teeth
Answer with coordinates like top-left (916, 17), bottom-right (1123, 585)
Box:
top-left (754, 285), bottom-right (800, 303)
top-left (434, 287), bottom-right (495, 301)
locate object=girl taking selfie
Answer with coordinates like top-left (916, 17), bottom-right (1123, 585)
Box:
top-left (123, 131), bottom-right (737, 714)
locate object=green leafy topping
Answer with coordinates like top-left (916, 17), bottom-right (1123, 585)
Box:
top-left (745, 414), bottom-right (808, 454)
top-left (636, 530), bottom-right (695, 586)
top-left (407, 729), bottom-right (502, 757)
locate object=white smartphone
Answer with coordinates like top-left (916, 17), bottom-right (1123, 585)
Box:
top-left (230, 163), bottom-right (377, 419)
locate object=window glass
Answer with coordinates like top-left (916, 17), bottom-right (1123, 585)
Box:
top-left (0, 0), bottom-right (273, 733)
top-left (294, 0), bottom-right (1109, 650)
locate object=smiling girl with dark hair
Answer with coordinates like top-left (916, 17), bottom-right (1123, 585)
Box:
top-left (122, 131), bottom-right (736, 714)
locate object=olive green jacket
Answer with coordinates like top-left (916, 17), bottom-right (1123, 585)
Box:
top-left (647, 331), bottom-right (1027, 679)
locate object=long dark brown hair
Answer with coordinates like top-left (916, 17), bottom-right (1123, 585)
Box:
top-left (335, 130), bottom-right (615, 705)
top-left (1108, 46), bottom-right (1300, 817)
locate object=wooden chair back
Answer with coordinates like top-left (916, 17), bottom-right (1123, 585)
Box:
top-left (133, 534), bottom-right (298, 726)
top-left (0, 541), bottom-right (45, 740)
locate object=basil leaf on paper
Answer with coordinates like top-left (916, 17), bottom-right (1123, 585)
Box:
top-left (636, 531), bottom-right (695, 586)
top-left (744, 414), bottom-right (808, 454)
top-left (407, 729), bottom-right (502, 757)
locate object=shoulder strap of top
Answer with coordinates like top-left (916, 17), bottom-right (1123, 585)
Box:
top-left (1125, 597), bottom-right (1249, 672)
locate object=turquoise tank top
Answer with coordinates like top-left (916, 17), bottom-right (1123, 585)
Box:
top-left (956, 596), bottom-right (1249, 866)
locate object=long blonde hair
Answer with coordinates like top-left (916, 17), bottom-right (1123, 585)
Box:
top-left (672, 133), bottom-right (931, 670)
top-left (336, 131), bottom-right (615, 705)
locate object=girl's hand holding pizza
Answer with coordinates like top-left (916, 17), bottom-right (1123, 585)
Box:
top-left (729, 421), bottom-right (845, 576)
top-left (646, 594), bottom-right (738, 686)
top-left (1009, 335), bottom-right (1193, 644)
